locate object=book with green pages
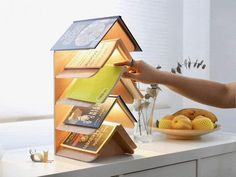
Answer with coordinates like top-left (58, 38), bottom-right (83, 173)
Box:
top-left (59, 65), bottom-right (124, 106)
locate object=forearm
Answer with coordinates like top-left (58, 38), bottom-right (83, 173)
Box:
top-left (156, 71), bottom-right (235, 108)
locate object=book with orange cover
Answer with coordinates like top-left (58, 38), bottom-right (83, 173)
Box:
top-left (56, 121), bottom-right (137, 162)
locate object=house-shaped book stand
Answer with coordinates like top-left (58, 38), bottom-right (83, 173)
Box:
top-left (52, 16), bottom-right (142, 162)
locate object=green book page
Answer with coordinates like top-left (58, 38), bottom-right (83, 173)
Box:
top-left (65, 65), bottom-right (123, 103)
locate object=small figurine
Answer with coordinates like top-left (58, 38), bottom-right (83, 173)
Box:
top-left (29, 149), bottom-right (53, 163)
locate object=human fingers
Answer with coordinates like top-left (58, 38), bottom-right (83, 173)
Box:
top-left (122, 72), bottom-right (139, 80)
top-left (114, 59), bottom-right (136, 67)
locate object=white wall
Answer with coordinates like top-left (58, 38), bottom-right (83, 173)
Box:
top-left (182, 0), bottom-right (236, 133)
top-left (209, 0), bottom-right (236, 132)
top-left (0, 119), bottom-right (54, 149)
top-left (119, 0), bottom-right (183, 118)
top-left (182, 0), bottom-right (210, 109)
top-left (0, 0), bottom-right (121, 121)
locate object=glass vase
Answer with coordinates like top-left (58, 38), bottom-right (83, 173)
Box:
top-left (133, 95), bottom-right (157, 143)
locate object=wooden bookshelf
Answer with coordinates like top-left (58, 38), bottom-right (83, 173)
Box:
top-left (52, 16), bottom-right (142, 162)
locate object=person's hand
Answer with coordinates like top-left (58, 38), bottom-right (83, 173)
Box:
top-left (114, 60), bottom-right (159, 84)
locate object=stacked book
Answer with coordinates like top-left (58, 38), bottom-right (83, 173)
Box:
top-left (51, 16), bottom-right (142, 162)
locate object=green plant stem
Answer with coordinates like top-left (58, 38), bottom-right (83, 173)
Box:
top-left (148, 96), bottom-right (157, 134)
top-left (140, 108), bottom-right (148, 134)
top-left (145, 104), bottom-right (149, 131)
top-left (138, 111), bottom-right (142, 136)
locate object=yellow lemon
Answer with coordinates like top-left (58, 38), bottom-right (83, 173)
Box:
top-left (162, 115), bottom-right (175, 121)
top-left (192, 116), bottom-right (214, 130)
top-left (171, 115), bottom-right (192, 130)
top-left (158, 119), bottom-right (172, 129)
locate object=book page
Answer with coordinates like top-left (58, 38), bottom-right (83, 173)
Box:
top-left (65, 40), bottom-right (116, 69)
top-left (65, 65), bottom-right (124, 103)
top-left (61, 123), bottom-right (116, 154)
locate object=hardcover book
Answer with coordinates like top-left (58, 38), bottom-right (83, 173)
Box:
top-left (61, 123), bottom-right (116, 154)
top-left (56, 39), bottom-right (134, 78)
top-left (56, 96), bottom-right (137, 134)
top-left (64, 98), bottom-right (114, 128)
top-left (51, 16), bottom-right (141, 52)
top-left (57, 121), bottom-right (137, 162)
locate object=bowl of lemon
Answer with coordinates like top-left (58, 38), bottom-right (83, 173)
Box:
top-left (153, 108), bottom-right (220, 139)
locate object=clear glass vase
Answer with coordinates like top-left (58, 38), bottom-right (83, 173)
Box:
top-left (133, 95), bottom-right (157, 143)
top-left (133, 117), bottom-right (153, 143)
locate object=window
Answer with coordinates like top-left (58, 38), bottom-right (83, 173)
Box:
top-left (0, 0), bottom-right (182, 122)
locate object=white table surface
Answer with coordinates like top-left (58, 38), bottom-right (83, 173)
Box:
top-left (0, 131), bottom-right (236, 177)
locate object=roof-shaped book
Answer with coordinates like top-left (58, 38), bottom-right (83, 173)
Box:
top-left (51, 16), bottom-right (141, 52)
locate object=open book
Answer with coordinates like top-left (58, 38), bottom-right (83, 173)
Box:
top-left (51, 16), bottom-right (141, 52)
top-left (56, 121), bottom-right (137, 162)
top-left (56, 39), bottom-right (133, 78)
top-left (56, 96), bottom-right (136, 134)
top-left (58, 65), bottom-right (124, 107)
